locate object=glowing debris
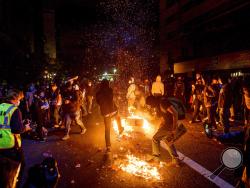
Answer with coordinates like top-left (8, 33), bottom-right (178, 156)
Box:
top-left (119, 154), bottom-right (161, 180)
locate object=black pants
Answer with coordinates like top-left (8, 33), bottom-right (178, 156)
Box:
top-left (50, 105), bottom-right (60, 125)
top-left (104, 115), bottom-right (123, 148)
top-left (207, 106), bottom-right (216, 127)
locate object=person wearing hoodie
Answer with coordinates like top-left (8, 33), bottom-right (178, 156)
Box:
top-left (151, 75), bottom-right (164, 97)
top-left (126, 77), bottom-right (137, 109)
top-left (96, 79), bottom-right (124, 153)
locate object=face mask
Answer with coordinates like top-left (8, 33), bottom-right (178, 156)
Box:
top-left (15, 100), bottom-right (20, 107)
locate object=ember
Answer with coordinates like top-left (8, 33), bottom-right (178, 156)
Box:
top-left (119, 154), bottom-right (161, 180)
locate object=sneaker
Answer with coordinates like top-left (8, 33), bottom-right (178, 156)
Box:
top-left (166, 158), bottom-right (181, 167)
top-left (147, 155), bottom-right (160, 164)
top-left (80, 128), bottom-right (87, 135)
top-left (62, 134), bottom-right (70, 141)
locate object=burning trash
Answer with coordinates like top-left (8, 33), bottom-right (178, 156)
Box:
top-left (118, 154), bottom-right (161, 180)
top-left (113, 119), bottom-right (133, 137)
top-left (112, 114), bottom-right (155, 138)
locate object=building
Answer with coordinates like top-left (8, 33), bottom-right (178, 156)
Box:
top-left (160, 0), bottom-right (250, 74)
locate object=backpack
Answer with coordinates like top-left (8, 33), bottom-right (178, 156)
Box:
top-left (167, 97), bottom-right (186, 120)
top-left (145, 96), bottom-right (186, 120)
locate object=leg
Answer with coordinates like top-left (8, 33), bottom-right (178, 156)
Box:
top-left (87, 96), bottom-right (93, 113)
top-left (192, 99), bottom-right (199, 122)
top-left (81, 103), bottom-right (88, 117)
top-left (54, 106), bottom-right (59, 125)
top-left (75, 111), bottom-right (86, 132)
top-left (164, 141), bottom-right (178, 159)
top-left (222, 108), bottom-right (230, 133)
top-left (104, 117), bottom-right (112, 149)
top-left (211, 105), bottom-right (217, 128)
top-left (114, 114), bottom-right (124, 134)
top-left (65, 114), bottom-right (72, 135)
top-left (206, 107), bottom-right (212, 124)
top-left (152, 127), bottom-right (171, 157)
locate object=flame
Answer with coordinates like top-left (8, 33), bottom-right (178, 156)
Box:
top-left (129, 114), bottom-right (154, 137)
top-left (112, 115), bottom-right (155, 138)
top-left (119, 154), bottom-right (161, 180)
top-left (113, 119), bottom-right (133, 137)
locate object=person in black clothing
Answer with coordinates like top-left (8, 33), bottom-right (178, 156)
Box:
top-left (32, 90), bottom-right (49, 141)
top-left (174, 76), bottom-right (186, 105)
top-left (147, 98), bottom-right (181, 167)
top-left (190, 78), bottom-right (205, 123)
top-left (96, 79), bottom-right (124, 153)
top-left (218, 76), bottom-right (233, 133)
top-left (48, 83), bottom-right (62, 128)
top-left (204, 78), bottom-right (219, 129)
top-left (86, 80), bottom-right (94, 114)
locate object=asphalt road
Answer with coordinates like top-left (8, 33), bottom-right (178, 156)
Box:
top-left (21, 110), bottom-right (243, 188)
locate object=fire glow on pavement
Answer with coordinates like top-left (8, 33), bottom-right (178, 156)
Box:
top-left (119, 154), bottom-right (161, 180)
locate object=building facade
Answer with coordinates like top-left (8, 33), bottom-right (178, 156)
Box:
top-left (160, 0), bottom-right (250, 74)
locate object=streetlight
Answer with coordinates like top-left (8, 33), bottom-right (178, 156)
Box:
top-left (114, 68), bottom-right (117, 74)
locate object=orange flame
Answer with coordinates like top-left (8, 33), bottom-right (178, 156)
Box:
top-left (119, 154), bottom-right (161, 180)
top-left (113, 119), bottom-right (133, 137)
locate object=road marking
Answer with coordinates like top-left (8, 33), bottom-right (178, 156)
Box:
top-left (160, 142), bottom-right (235, 188)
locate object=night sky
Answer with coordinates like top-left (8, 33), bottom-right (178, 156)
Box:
top-left (0, 0), bottom-right (159, 84)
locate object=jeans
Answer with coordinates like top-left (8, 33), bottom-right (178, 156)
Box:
top-left (104, 115), bottom-right (123, 148)
top-left (152, 127), bottom-right (178, 159)
top-left (65, 111), bottom-right (85, 135)
top-left (87, 96), bottom-right (93, 113)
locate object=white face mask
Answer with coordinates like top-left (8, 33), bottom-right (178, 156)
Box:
top-left (15, 100), bottom-right (20, 107)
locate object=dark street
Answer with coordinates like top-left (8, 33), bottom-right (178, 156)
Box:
top-left (22, 109), bottom-right (241, 188)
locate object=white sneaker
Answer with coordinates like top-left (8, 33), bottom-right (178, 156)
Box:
top-left (62, 135), bottom-right (70, 140)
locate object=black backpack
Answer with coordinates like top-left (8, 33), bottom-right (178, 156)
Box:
top-left (146, 96), bottom-right (186, 120)
top-left (167, 97), bottom-right (186, 120)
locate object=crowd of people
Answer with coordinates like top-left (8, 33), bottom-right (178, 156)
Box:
top-left (188, 73), bottom-right (250, 134)
top-left (0, 76), bottom-right (97, 142)
top-left (0, 71), bottom-right (250, 187)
